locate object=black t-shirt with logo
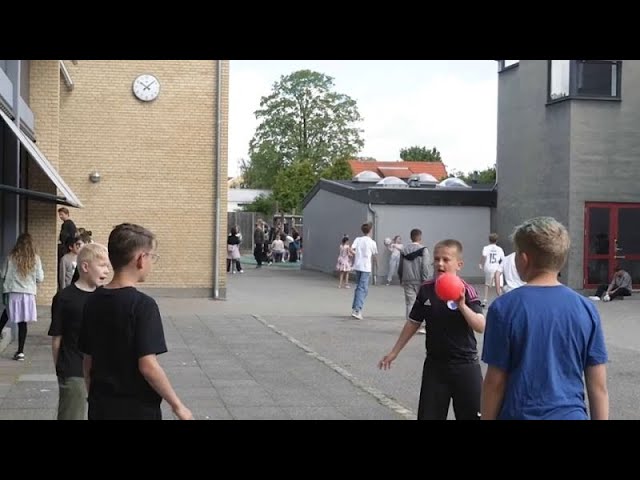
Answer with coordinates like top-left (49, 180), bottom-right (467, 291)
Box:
top-left (49, 284), bottom-right (94, 378)
top-left (78, 287), bottom-right (168, 406)
top-left (409, 279), bottom-right (484, 364)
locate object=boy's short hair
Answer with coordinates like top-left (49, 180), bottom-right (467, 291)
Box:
top-left (410, 229), bottom-right (422, 242)
top-left (434, 239), bottom-right (463, 257)
top-left (489, 233), bottom-right (499, 243)
top-left (77, 243), bottom-right (109, 266)
top-left (108, 223), bottom-right (156, 270)
top-left (361, 223), bottom-right (371, 235)
top-left (511, 216), bottom-right (570, 272)
top-left (58, 207), bottom-right (69, 215)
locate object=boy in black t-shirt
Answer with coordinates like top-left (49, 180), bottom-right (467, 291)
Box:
top-left (78, 223), bottom-right (193, 420)
top-left (378, 239), bottom-right (486, 420)
top-left (49, 243), bottom-right (110, 420)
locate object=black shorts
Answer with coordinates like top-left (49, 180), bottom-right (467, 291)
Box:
top-left (417, 358), bottom-right (482, 420)
top-left (88, 396), bottom-right (162, 420)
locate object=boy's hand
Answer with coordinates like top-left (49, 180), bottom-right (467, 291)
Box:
top-left (173, 404), bottom-right (194, 420)
top-left (458, 287), bottom-right (467, 307)
top-left (378, 352), bottom-right (398, 370)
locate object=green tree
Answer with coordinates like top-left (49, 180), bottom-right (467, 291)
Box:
top-left (320, 157), bottom-right (353, 181)
top-left (400, 146), bottom-right (442, 162)
top-left (242, 70), bottom-right (364, 189)
top-left (272, 160), bottom-right (319, 213)
top-left (450, 165), bottom-right (497, 184)
top-left (240, 193), bottom-right (277, 216)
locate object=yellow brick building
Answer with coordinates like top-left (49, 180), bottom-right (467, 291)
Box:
top-left (0, 60), bottom-right (229, 304)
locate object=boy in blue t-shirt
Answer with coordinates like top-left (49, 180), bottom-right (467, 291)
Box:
top-left (481, 216), bottom-right (609, 420)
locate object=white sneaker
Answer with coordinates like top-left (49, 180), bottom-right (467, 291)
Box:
top-left (588, 296), bottom-right (601, 301)
top-left (351, 311), bottom-right (363, 320)
top-left (417, 327), bottom-right (426, 335)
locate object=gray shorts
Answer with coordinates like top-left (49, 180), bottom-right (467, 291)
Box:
top-left (57, 376), bottom-right (87, 420)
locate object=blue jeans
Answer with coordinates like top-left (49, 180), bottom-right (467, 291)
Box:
top-left (352, 271), bottom-right (371, 312)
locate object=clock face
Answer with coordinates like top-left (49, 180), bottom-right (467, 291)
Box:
top-left (132, 74), bottom-right (160, 102)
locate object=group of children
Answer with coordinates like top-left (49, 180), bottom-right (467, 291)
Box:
top-left (378, 216), bottom-right (609, 420)
top-left (1, 223), bottom-right (192, 421)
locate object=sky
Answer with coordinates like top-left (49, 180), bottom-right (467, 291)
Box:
top-left (228, 60), bottom-right (498, 178)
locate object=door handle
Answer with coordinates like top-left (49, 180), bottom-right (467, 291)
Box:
top-left (614, 255), bottom-right (626, 259)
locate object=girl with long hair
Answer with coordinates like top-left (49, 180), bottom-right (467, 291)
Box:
top-left (0, 233), bottom-right (45, 360)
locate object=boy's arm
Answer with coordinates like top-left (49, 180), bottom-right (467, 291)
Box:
top-left (481, 302), bottom-right (511, 419)
top-left (58, 257), bottom-right (66, 290)
top-left (135, 298), bottom-right (193, 420)
top-left (379, 290), bottom-right (426, 369)
top-left (421, 249), bottom-right (431, 281)
top-left (481, 366), bottom-right (508, 420)
top-left (378, 320), bottom-right (421, 369)
top-left (457, 287), bottom-right (485, 333)
top-left (585, 364), bottom-right (609, 420)
top-left (51, 336), bottom-right (62, 366)
top-left (83, 354), bottom-right (92, 393)
top-left (139, 355), bottom-right (193, 420)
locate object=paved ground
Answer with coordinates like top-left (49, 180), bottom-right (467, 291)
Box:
top-left (0, 265), bottom-right (638, 420)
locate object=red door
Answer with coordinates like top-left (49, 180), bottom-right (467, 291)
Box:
top-left (584, 202), bottom-right (640, 289)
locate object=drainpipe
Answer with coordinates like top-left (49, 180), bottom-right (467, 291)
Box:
top-left (213, 60), bottom-right (223, 299)
top-left (367, 189), bottom-right (378, 286)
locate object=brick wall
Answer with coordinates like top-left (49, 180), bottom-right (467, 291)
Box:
top-left (27, 60), bottom-right (228, 302)
top-left (27, 60), bottom-right (60, 304)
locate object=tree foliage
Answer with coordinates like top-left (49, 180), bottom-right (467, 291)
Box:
top-left (399, 146), bottom-right (442, 162)
top-left (241, 70), bottom-right (364, 192)
top-left (450, 165), bottom-right (497, 184)
top-left (240, 194), bottom-right (277, 217)
top-left (272, 160), bottom-right (318, 213)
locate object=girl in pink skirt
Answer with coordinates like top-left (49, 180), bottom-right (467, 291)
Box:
top-left (0, 233), bottom-right (44, 361)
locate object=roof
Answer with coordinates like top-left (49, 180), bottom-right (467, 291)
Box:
top-left (348, 160), bottom-right (448, 180)
top-left (301, 179), bottom-right (497, 210)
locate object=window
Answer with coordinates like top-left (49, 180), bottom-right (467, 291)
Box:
top-left (550, 60), bottom-right (570, 100)
top-left (548, 60), bottom-right (621, 103)
top-left (498, 60), bottom-right (519, 71)
top-left (576, 60), bottom-right (618, 97)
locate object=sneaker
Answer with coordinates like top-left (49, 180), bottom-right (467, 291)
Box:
top-left (351, 311), bottom-right (363, 320)
top-left (13, 352), bottom-right (24, 361)
top-left (417, 327), bottom-right (426, 335)
top-left (238, 270), bottom-right (244, 274)
top-left (588, 296), bottom-right (601, 301)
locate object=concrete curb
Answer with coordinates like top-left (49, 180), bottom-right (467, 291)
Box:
top-left (252, 314), bottom-right (417, 420)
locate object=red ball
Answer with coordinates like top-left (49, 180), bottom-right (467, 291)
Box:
top-left (435, 273), bottom-right (464, 302)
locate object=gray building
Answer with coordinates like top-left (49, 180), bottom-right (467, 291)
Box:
top-left (301, 173), bottom-right (496, 284)
top-left (496, 60), bottom-right (639, 291)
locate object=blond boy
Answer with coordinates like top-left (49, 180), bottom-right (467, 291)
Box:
top-left (481, 217), bottom-right (609, 420)
top-left (49, 243), bottom-right (110, 420)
